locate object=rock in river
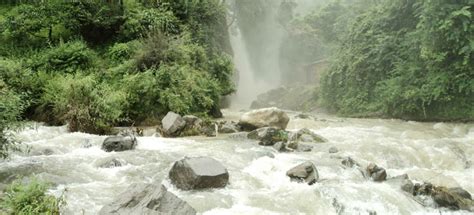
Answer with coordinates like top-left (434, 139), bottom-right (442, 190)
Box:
top-left (247, 127), bottom-right (287, 146)
top-left (286, 161), bottom-right (319, 185)
top-left (238, 107), bottom-right (290, 131)
top-left (169, 157), bottom-right (229, 190)
top-left (162, 111), bottom-right (186, 137)
top-left (366, 163), bottom-right (387, 182)
top-left (99, 183), bottom-right (196, 215)
top-left (101, 134), bottom-right (137, 152)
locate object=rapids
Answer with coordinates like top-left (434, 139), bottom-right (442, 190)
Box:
top-left (1, 110), bottom-right (473, 215)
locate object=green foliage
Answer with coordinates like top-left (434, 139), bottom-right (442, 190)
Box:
top-left (321, 0), bottom-right (474, 121)
top-left (155, 64), bottom-right (220, 115)
top-left (0, 0), bottom-right (234, 132)
top-left (0, 178), bottom-right (63, 215)
top-left (107, 41), bottom-right (139, 64)
top-left (0, 81), bottom-right (25, 159)
top-left (30, 41), bottom-right (98, 73)
top-left (41, 73), bottom-right (127, 134)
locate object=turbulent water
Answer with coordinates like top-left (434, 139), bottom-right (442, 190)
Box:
top-left (1, 110), bottom-right (473, 215)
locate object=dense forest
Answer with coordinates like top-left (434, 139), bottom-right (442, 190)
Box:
top-left (0, 0), bottom-right (234, 136)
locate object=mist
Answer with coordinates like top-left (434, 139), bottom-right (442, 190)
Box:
top-left (228, 0), bottom-right (324, 108)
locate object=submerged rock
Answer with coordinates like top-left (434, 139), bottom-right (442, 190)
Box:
top-left (162, 112), bottom-right (186, 137)
top-left (101, 134), bottom-right (137, 152)
top-left (247, 127), bottom-right (287, 146)
top-left (97, 158), bottom-right (125, 168)
top-left (341, 157), bottom-right (359, 168)
top-left (286, 161), bottom-right (319, 185)
top-left (239, 107), bottom-right (290, 131)
top-left (99, 183), bottom-right (196, 215)
top-left (328, 147), bottom-right (339, 153)
top-left (366, 163), bottom-right (387, 182)
top-left (169, 157), bottom-right (229, 190)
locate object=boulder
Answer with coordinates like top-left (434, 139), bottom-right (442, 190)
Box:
top-left (239, 107), bottom-right (289, 131)
top-left (101, 135), bottom-right (137, 152)
top-left (162, 112), bottom-right (186, 137)
top-left (99, 183), bottom-right (196, 215)
top-left (366, 163), bottom-right (387, 182)
top-left (288, 128), bottom-right (327, 143)
top-left (200, 123), bottom-right (217, 137)
top-left (181, 115), bottom-right (203, 136)
top-left (286, 161), bottom-right (319, 185)
top-left (409, 183), bottom-right (473, 211)
top-left (218, 121), bottom-right (240, 134)
top-left (247, 127), bottom-right (287, 146)
top-left (169, 157), bottom-right (229, 190)
top-left (401, 179), bottom-right (415, 194)
top-left (448, 187), bottom-right (472, 200)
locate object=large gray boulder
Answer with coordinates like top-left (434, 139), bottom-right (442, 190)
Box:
top-left (286, 161), bottom-right (319, 185)
top-left (239, 107), bottom-right (290, 131)
top-left (162, 112), bottom-right (186, 137)
top-left (169, 157), bottom-right (229, 190)
top-left (102, 135), bottom-right (137, 152)
top-left (99, 183), bottom-right (196, 215)
top-left (247, 127), bottom-right (287, 146)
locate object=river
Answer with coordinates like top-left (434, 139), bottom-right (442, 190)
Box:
top-left (1, 110), bottom-right (473, 214)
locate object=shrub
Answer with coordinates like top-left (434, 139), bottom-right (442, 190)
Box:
top-left (134, 31), bottom-right (169, 70)
top-left (30, 40), bottom-right (98, 73)
top-left (155, 64), bottom-right (221, 115)
top-left (0, 178), bottom-right (64, 215)
top-left (107, 41), bottom-right (139, 64)
top-left (0, 81), bottom-right (25, 159)
top-left (41, 73), bottom-right (127, 134)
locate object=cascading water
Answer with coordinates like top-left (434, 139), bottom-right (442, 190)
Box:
top-left (1, 111), bottom-right (473, 214)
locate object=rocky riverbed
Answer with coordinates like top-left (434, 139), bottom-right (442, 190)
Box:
top-left (0, 109), bottom-right (473, 214)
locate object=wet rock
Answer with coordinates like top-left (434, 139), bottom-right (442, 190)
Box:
top-left (218, 121), bottom-right (240, 134)
top-left (448, 187), bottom-right (472, 200)
top-left (295, 143), bottom-right (313, 152)
top-left (273, 142), bottom-right (293, 152)
top-left (286, 161), bottom-right (318, 185)
top-left (401, 180), bottom-right (415, 194)
top-left (200, 123), bottom-right (217, 137)
top-left (101, 134), bottom-right (137, 152)
top-left (295, 113), bottom-right (311, 119)
top-left (208, 105), bottom-right (223, 118)
top-left (341, 157), bottom-right (359, 168)
top-left (81, 139), bottom-right (93, 148)
top-left (408, 183), bottom-right (473, 211)
top-left (181, 115), bottom-right (203, 136)
top-left (162, 112), bottom-right (186, 137)
top-left (239, 107), bottom-right (290, 131)
top-left (247, 127), bottom-right (287, 146)
top-left (99, 183), bottom-right (196, 215)
top-left (97, 158), bottom-right (125, 168)
top-left (366, 163), bottom-right (387, 182)
top-left (432, 187), bottom-right (473, 211)
top-left (328, 147), bottom-right (338, 153)
top-left (288, 128), bottom-right (327, 143)
top-left (169, 157), bottom-right (229, 190)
